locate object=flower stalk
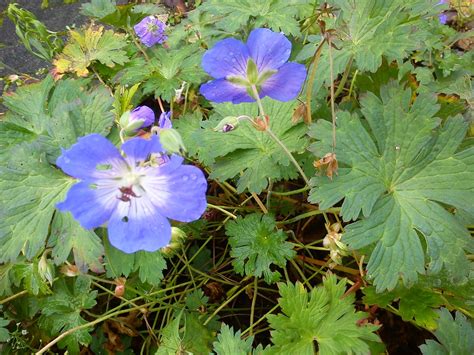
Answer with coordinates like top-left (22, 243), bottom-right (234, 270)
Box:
top-left (250, 85), bottom-right (310, 186)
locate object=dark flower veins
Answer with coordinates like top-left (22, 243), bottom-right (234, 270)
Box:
top-left (56, 134), bottom-right (207, 253)
top-left (200, 28), bottom-right (307, 104)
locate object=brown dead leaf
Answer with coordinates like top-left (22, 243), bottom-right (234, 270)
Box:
top-left (314, 152), bottom-right (338, 179)
top-left (291, 102), bottom-right (309, 124)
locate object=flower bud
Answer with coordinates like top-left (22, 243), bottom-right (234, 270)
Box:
top-left (38, 252), bottom-right (54, 286)
top-left (159, 128), bottom-right (186, 154)
top-left (213, 116), bottom-right (240, 132)
top-left (121, 106), bottom-right (155, 134)
top-left (161, 227), bottom-right (187, 256)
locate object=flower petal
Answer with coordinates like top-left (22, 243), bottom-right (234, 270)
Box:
top-left (57, 180), bottom-right (119, 229)
top-left (260, 62), bottom-right (307, 101)
top-left (121, 135), bottom-right (164, 166)
top-left (108, 196), bottom-right (171, 253)
top-left (158, 111), bottom-right (172, 129)
top-left (247, 28), bottom-right (292, 72)
top-left (130, 106), bottom-right (155, 128)
top-left (200, 79), bottom-right (254, 104)
top-left (202, 38), bottom-right (249, 78)
top-left (143, 164), bottom-right (207, 222)
top-left (56, 134), bottom-right (126, 180)
top-left (134, 16), bottom-right (167, 47)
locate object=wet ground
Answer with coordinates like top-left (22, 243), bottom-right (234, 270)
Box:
top-left (0, 0), bottom-right (89, 79)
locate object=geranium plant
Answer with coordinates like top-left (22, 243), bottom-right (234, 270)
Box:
top-left (0, 0), bottom-right (472, 353)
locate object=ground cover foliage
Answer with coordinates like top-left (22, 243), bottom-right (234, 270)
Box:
top-left (0, 0), bottom-right (473, 353)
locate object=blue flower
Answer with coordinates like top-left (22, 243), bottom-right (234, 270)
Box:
top-left (130, 105), bottom-right (155, 129)
top-left (56, 134), bottom-right (207, 253)
top-left (439, 13), bottom-right (448, 24)
top-left (200, 28), bottom-right (307, 104)
top-left (158, 111), bottom-right (172, 129)
top-left (134, 16), bottom-right (167, 47)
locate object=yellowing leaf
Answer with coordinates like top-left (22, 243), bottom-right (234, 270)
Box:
top-left (53, 25), bottom-right (129, 77)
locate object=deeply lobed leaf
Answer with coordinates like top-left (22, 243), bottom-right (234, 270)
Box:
top-left (309, 82), bottom-right (474, 291)
top-left (266, 275), bottom-right (381, 354)
top-left (225, 213), bottom-right (295, 284)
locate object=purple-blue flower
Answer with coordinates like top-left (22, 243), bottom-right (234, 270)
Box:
top-left (130, 105), bottom-right (155, 129)
top-left (439, 13), bottom-right (448, 24)
top-left (437, 0), bottom-right (449, 24)
top-left (200, 28), bottom-right (307, 104)
top-left (158, 111), bottom-right (172, 129)
top-left (134, 16), bottom-right (167, 47)
top-left (56, 134), bottom-right (207, 253)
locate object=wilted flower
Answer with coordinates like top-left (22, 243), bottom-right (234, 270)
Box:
top-left (56, 134), bottom-right (207, 253)
top-left (322, 222), bottom-right (348, 267)
top-left (134, 16), bottom-right (167, 47)
top-left (200, 28), bottom-right (307, 103)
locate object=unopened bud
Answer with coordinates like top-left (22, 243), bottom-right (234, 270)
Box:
top-left (39, 252), bottom-right (54, 286)
top-left (159, 128), bottom-right (186, 154)
top-left (115, 277), bottom-right (126, 298)
top-left (213, 116), bottom-right (240, 132)
top-left (161, 227), bottom-right (187, 256)
top-left (121, 106), bottom-right (155, 134)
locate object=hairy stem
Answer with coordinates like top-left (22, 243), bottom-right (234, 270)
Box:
top-left (328, 37), bottom-right (337, 151)
top-left (305, 38), bottom-right (326, 124)
top-left (250, 85), bottom-right (310, 186)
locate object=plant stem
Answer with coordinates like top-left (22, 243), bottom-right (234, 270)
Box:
top-left (130, 30), bottom-right (150, 62)
top-left (249, 277), bottom-right (258, 336)
top-left (278, 207), bottom-right (340, 225)
top-left (265, 127), bottom-right (310, 186)
top-left (203, 285), bottom-right (248, 326)
top-left (266, 178), bottom-right (273, 211)
top-left (250, 85), bottom-right (310, 186)
top-left (305, 38), bottom-right (326, 124)
top-left (207, 203), bottom-right (237, 219)
top-left (328, 37), bottom-right (337, 151)
top-left (333, 56), bottom-right (353, 99)
top-left (271, 185), bottom-right (310, 196)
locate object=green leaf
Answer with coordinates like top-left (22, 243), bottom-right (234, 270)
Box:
top-left (81, 0), bottom-right (116, 18)
top-left (419, 308), bottom-right (474, 355)
top-left (0, 122), bottom-right (37, 160)
top-left (104, 238), bottom-right (167, 286)
top-left (156, 310), bottom-right (214, 355)
top-left (53, 24), bottom-right (129, 77)
top-left (0, 77), bottom-right (114, 264)
top-left (38, 276), bottom-right (97, 353)
top-left (185, 98), bottom-right (307, 193)
top-left (363, 285), bottom-right (444, 330)
top-left (195, 0), bottom-right (310, 36)
top-left (185, 289), bottom-right (209, 311)
top-left (0, 263), bottom-right (14, 296)
top-left (156, 311), bottom-right (184, 355)
top-left (309, 82), bottom-right (474, 291)
top-left (0, 317), bottom-right (10, 342)
top-left (11, 260), bottom-right (52, 296)
top-left (2, 75), bottom-right (54, 134)
top-left (226, 214), bottom-right (296, 284)
top-left (213, 324), bottom-right (254, 355)
top-left (266, 275), bottom-right (380, 355)
top-left (3, 76), bottom-right (115, 161)
top-left (118, 44), bottom-right (205, 102)
top-left (49, 212), bottom-right (104, 273)
top-left (299, 0), bottom-right (438, 94)
top-left (0, 145), bottom-right (73, 262)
